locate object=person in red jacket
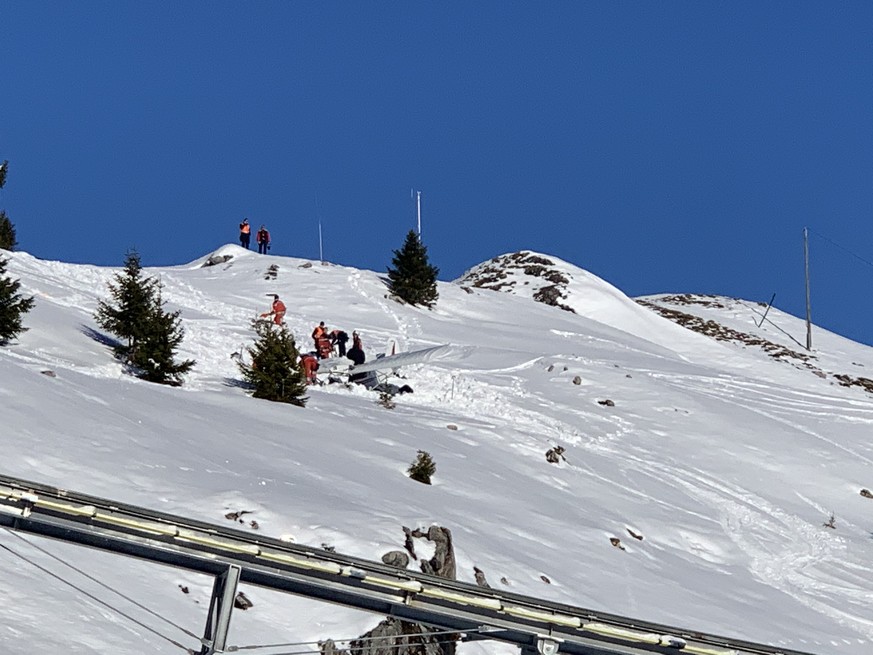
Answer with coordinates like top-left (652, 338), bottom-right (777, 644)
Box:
top-left (256, 225), bottom-right (271, 254)
top-left (260, 294), bottom-right (286, 325)
top-left (300, 353), bottom-right (319, 385)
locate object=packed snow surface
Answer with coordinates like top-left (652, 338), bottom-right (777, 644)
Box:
top-left (2, 245), bottom-right (872, 655)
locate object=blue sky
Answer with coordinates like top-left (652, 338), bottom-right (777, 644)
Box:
top-left (2, 2), bottom-right (872, 344)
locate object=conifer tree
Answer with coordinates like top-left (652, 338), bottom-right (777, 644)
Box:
top-left (0, 211), bottom-right (16, 251)
top-left (95, 250), bottom-right (195, 386)
top-left (386, 230), bottom-right (439, 308)
top-left (0, 161), bottom-right (18, 251)
top-left (131, 285), bottom-right (195, 386)
top-left (94, 250), bottom-right (155, 354)
top-left (407, 450), bottom-right (436, 485)
top-left (239, 320), bottom-right (308, 406)
top-left (0, 255), bottom-right (35, 345)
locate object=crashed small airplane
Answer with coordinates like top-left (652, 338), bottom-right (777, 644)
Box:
top-left (319, 344), bottom-right (451, 394)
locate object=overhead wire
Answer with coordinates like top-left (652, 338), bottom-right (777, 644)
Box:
top-left (0, 529), bottom-right (473, 655)
top-left (5, 529), bottom-right (202, 640)
top-left (0, 531), bottom-right (197, 653)
top-left (808, 228), bottom-right (873, 272)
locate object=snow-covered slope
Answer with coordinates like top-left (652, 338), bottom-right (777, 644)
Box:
top-left (2, 246), bottom-right (872, 655)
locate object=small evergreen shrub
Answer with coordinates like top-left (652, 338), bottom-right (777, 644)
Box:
top-left (407, 450), bottom-right (436, 485)
top-left (377, 390), bottom-right (396, 409)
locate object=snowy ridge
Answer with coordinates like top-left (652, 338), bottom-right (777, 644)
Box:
top-left (1, 246), bottom-right (873, 655)
top-left (456, 251), bottom-right (737, 359)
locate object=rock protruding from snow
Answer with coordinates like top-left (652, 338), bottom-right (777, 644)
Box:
top-left (324, 527), bottom-right (458, 655)
top-left (321, 617), bottom-right (453, 655)
top-left (413, 526), bottom-right (455, 580)
top-left (381, 551), bottom-right (410, 569)
top-left (202, 254), bottom-right (233, 267)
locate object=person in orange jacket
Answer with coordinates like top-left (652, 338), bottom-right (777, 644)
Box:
top-left (260, 294), bottom-right (286, 325)
top-left (239, 218), bottom-right (251, 249)
top-left (313, 321), bottom-right (336, 358)
top-left (300, 352), bottom-right (319, 385)
top-left (312, 321), bottom-right (326, 348)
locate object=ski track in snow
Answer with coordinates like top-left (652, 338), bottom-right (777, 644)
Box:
top-left (347, 270), bottom-right (423, 347)
top-left (655, 373), bottom-right (873, 466)
top-left (606, 387), bottom-right (873, 643)
top-left (523, 355), bottom-right (873, 643)
top-left (680, 470), bottom-right (873, 643)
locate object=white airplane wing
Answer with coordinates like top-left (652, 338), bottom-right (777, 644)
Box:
top-left (348, 344), bottom-right (451, 375)
top-left (317, 357), bottom-right (353, 373)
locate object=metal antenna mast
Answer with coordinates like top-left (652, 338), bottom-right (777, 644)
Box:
top-left (316, 192), bottom-right (324, 263)
top-left (804, 227), bottom-right (812, 350)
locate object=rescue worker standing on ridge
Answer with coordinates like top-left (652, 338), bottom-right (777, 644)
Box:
top-left (261, 294), bottom-right (286, 325)
top-left (239, 218), bottom-right (251, 249)
top-left (256, 225), bottom-right (270, 254)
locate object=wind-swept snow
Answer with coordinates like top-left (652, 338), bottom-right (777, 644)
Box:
top-left (1, 246), bottom-right (872, 655)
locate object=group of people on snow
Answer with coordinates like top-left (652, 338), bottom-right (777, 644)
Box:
top-left (312, 322), bottom-right (356, 358)
top-left (239, 218), bottom-right (271, 254)
top-left (258, 299), bottom-right (365, 386)
top-left (304, 322), bottom-right (365, 386)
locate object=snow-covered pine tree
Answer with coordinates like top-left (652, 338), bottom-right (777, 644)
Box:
top-left (0, 255), bottom-right (35, 345)
top-left (94, 250), bottom-right (156, 355)
top-left (239, 320), bottom-right (308, 406)
top-left (386, 230), bottom-right (439, 308)
top-left (95, 250), bottom-right (195, 386)
top-left (131, 284), bottom-right (195, 386)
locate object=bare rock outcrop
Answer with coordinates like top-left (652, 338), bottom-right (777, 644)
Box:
top-left (321, 617), bottom-right (453, 655)
top-left (414, 526), bottom-right (455, 580)
top-left (323, 526), bottom-right (457, 655)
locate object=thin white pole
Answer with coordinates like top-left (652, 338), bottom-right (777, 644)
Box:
top-left (315, 192), bottom-right (324, 263)
top-left (804, 227), bottom-right (812, 350)
top-left (416, 190), bottom-right (422, 237)
top-left (318, 220), bottom-right (323, 263)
